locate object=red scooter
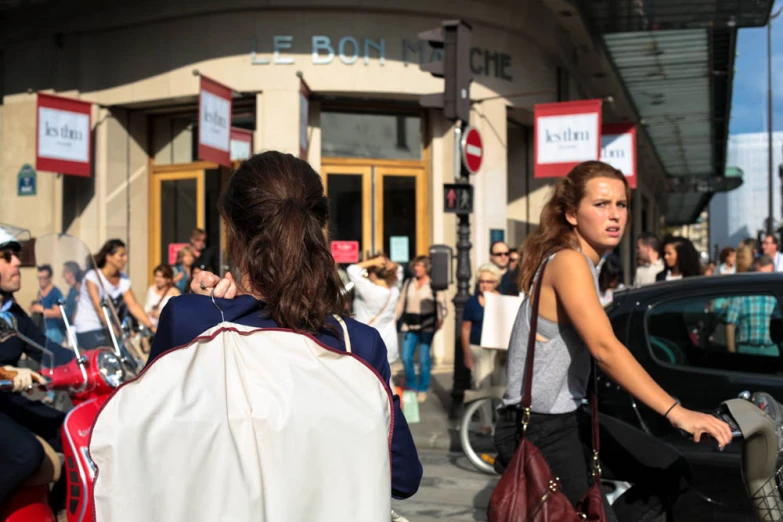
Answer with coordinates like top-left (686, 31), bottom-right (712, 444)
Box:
top-left (0, 232), bottom-right (143, 522)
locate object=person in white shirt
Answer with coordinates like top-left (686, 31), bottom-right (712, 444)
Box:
top-left (346, 255), bottom-right (403, 366)
top-left (761, 234), bottom-right (783, 272)
top-left (633, 233), bottom-right (664, 286)
top-left (73, 239), bottom-right (154, 349)
top-left (717, 247), bottom-right (737, 275)
top-left (144, 264), bottom-right (180, 328)
top-left (657, 236), bottom-right (702, 282)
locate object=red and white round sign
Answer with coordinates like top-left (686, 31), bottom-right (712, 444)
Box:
top-left (461, 126), bottom-right (483, 174)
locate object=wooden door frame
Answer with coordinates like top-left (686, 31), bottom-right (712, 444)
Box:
top-left (320, 158), bottom-right (430, 258)
top-left (321, 164), bottom-right (373, 257)
top-left (148, 168), bottom-right (205, 280)
top-left (374, 164), bottom-right (429, 256)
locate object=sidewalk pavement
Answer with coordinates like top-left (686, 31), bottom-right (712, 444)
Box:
top-left (391, 363), bottom-right (461, 452)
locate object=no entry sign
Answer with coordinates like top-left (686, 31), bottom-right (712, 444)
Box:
top-left (461, 126), bottom-right (483, 174)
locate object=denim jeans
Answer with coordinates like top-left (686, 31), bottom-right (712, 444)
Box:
top-left (401, 330), bottom-right (435, 392)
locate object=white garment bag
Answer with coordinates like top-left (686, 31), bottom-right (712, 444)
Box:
top-left (90, 322), bottom-right (392, 522)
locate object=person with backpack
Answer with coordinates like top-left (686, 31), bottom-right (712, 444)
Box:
top-left (128, 152), bottom-right (421, 519)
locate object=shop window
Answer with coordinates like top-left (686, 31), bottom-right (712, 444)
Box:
top-left (151, 111), bottom-right (255, 166)
top-left (646, 294), bottom-right (783, 374)
top-left (321, 112), bottom-right (422, 160)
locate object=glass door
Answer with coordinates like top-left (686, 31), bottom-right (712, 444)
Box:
top-left (322, 165), bottom-right (372, 259)
top-left (375, 165), bottom-right (427, 265)
top-left (322, 161), bottom-right (427, 263)
top-left (150, 169), bottom-right (205, 275)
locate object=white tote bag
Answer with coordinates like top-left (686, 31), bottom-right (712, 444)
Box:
top-left (90, 320), bottom-right (392, 522)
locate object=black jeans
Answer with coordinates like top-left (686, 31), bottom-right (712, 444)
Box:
top-left (0, 393), bottom-right (65, 507)
top-left (495, 406), bottom-right (690, 522)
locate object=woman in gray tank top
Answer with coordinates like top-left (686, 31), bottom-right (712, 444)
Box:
top-left (492, 161), bottom-right (732, 520)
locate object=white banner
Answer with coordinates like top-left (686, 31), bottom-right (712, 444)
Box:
top-left (536, 113), bottom-right (599, 165)
top-left (600, 133), bottom-right (633, 175)
top-left (38, 107), bottom-right (90, 162)
top-left (479, 292), bottom-right (524, 350)
top-left (199, 90), bottom-right (230, 152)
top-left (230, 138), bottom-right (251, 161)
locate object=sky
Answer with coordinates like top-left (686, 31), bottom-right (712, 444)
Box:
top-left (730, 0), bottom-right (783, 134)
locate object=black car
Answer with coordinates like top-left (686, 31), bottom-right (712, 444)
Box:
top-left (601, 273), bottom-right (783, 521)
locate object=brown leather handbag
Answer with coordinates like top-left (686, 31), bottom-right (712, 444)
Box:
top-left (487, 258), bottom-right (607, 522)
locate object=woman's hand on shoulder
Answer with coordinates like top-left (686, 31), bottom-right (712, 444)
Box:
top-left (191, 271), bottom-right (237, 299)
top-left (667, 404), bottom-right (733, 449)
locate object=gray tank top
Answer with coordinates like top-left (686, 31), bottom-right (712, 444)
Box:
top-left (502, 251), bottom-right (601, 413)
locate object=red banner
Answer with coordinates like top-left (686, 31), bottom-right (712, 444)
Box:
top-left (331, 241), bottom-right (359, 264)
top-left (600, 123), bottom-right (637, 189)
top-left (534, 99), bottom-right (602, 178)
top-left (230, 127), bottom-right (253, 161)
top-left (198, 76), bottom-right (232, 167)
top-left (36, 93), bottom-right (92, 177)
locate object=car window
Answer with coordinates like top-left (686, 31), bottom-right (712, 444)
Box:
top-left (646, 293), bottom-right (783, 374)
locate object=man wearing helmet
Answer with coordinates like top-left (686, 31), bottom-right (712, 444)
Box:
top-left (0, 226), bottom-right (66, 509)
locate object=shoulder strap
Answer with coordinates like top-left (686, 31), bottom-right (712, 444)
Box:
top-left (521, 256), bottom-right (601, 459)
top-left (333, 314), bottom-right (352, 353)
top-left (521, 258), bottom-right (549, 410)
top-left (366, 290), bottom-right (392, 326)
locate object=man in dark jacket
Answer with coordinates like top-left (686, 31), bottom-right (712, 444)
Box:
top-left (0, 226), bottom-right (67, 508)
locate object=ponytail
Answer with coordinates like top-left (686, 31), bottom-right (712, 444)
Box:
top-left (220, 152), bottom-right (344, 333)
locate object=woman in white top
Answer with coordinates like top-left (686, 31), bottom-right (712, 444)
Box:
top-left (656, 236), bottom-right (702, 282)
top-left (346, 255), bottom-right (403, 365)
top-left (144, 264), bottom-right (180, 328)
top-left (73, 239), bottom-right (154, 349)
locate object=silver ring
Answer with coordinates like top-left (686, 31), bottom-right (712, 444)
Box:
top-left (200, 281), bottom-right (207, 291)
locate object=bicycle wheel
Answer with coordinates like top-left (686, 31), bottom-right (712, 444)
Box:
top-left (460, 396), bottom-right (503, 475)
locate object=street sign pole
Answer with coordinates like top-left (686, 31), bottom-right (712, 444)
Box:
top-left (450, 123), bottom-right (472, 418)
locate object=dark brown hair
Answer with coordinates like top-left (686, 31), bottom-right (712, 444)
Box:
top-left (366, 253), bottom-right (399, 287)
top-left (94, 239), bottom-right (125, 269)
top-left (153, 264), bottom-right (174, 280)
top-left (719, 246), bottom-right (736, 264)
top-left (518, 161), bottom-right (630, 293)
top-left (219, 151), bottom-right (344, 333)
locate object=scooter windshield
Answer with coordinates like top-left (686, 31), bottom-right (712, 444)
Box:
top-left (33, 233), bottom-right (141, 381)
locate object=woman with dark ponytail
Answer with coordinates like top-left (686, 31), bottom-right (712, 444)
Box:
top-left (147, 151), bottom-right (422, 503)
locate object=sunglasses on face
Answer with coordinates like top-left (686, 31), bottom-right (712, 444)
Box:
top-left (492, 252), bottom-right (510, 257)
top-left (478, 279), bottom-right (497, 284)
top-left (0, 250), bottom-right (17, 263)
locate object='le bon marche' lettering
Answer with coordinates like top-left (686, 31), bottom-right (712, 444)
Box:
top-left (251, 35), bottom-right (512, 81)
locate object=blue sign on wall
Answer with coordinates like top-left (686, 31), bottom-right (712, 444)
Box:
top-left (17, 164), bottom-right (37, 196)
top-left (490, 228), bottom-right (505, 245)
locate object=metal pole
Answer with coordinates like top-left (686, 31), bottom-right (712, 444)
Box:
top-left (769, 19), bottom-right (775, 236)
top-left (450, 123), bottom-right (472, 418)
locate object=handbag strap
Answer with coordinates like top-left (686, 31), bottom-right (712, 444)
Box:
top-left (367, 290), bottom-right (392, 326)
top-left (520, 254), bottom-right (602, 475)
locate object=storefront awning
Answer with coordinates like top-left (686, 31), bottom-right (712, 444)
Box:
top-left (578, 0), bottom-right (773, 225)
top-left (663, 166), bottom-right (744, 224)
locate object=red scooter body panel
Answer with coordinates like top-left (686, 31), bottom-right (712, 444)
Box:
top-left (61, 396), bottom-right (107, 522)
top-left (0, 486), bottom-right (55, 522)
